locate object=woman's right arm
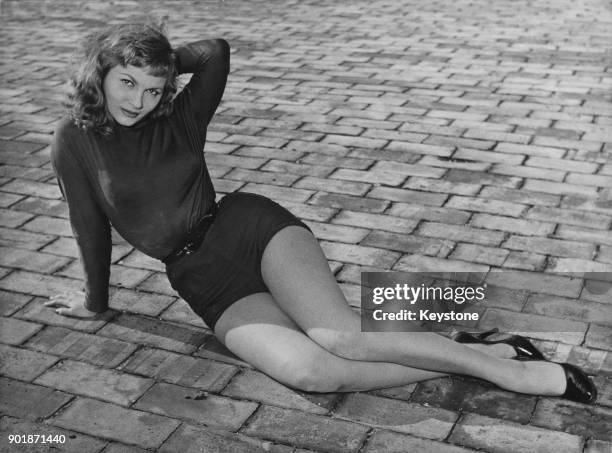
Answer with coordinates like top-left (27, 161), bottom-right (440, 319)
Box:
top-left (48, 128), bottom-right (112, 317)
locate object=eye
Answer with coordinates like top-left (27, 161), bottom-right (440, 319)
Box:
top-left (147, 89), bottom-right (162, 96)
top-left (121, 79), bottom-right (134, 87)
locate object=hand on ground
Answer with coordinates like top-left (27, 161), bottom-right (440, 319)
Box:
top-left (44, 290), bottom-right (101, 318)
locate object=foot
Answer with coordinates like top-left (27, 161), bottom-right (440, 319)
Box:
top-left (514, 360), bottom-right (596, 403)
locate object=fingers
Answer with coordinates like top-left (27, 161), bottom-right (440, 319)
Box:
top-left (44, 300), bottom-right (68, 308)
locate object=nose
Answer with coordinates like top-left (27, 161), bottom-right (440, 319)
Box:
top-left (129, 91), bottom-right (144, 110)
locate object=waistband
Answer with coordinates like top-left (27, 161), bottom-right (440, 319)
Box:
top-left (163, 202), bottom-right (218, 265)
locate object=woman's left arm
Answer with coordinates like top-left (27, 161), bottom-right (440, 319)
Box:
top-left (174, 39), bottom-right (231, 127)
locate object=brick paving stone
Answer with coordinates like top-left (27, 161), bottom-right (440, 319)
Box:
top-left (525, 294), bottom-right (612, 325)
top-left (418, 222), bottom-right (505, 246)
top-left (0, 246), bottom-right (71, 273)
top-left (449, 243), bottom-right (509, 266)
top-left (137, 272), bottom-right (176, 296)
top-left (134, 382), bottom-right (257, 430)
top-left (410, 377), bottom-right (537, 423)
top-left (523, 179), bottom-right (599, 197)
top-left (561, 193), bottom-right (612, 216)
top-left (446, 195), bottom-right (526, 217)
top-left (332, 210), bottom-right (418, 234)
top-left (0, 291), bottom-right (32, 316)
top-left (404, 176), bottom-right (481, 196)
top-left (532, 398), bottom-right (612, 441)
top-left (34, 359), bottom-right (153, 406)
top-left (503, 235), bottom-right (595, 259)
top-left (25, 326), bottom-right (138, 367)
top-left (454, 147), bottom-right (525, 165)
top-left (107, 289), bottom-right (175, 317)
top-left (262, 159), bottom-right (332, 178)
top-left (0, 377), bottom-right (72, 420)
top-left (159, 423), bottom-right (286, 453)
top-left (471, 214), bottom-right (555, 237)
top-left (300, 153), bottom-right (373, 170)
top-left (479, 309), bottom-right (586, 344)
top-left (491, 163), bottom-right (566, 181)
top-left (367, 186), bottom-right (448, 206)
top-left (103, 442), bottom-right (151, 453)
top-left (242, 405), bottom-right (369, 453)
top-left (22, 216), bottom-right (72, 237)
top-left (50, 398), bottom-right (180, 449)
top-left (478, 186), bottom-right (560, 206)
top-left (417, 155), bottom-right (490, 172)
top-left (0, 317), bottom-right (43, 345)
top-left (444, 169), bottom-right (522, 189)
top-left (0, 416), bottom-right (107, 453)
top-left (57, 262), bottom-right (151, 289)
top-left (566, 172), bottom-right (612, 188)
top-left (0, 343), bottom-right (58, 381)
top-left (361, 231), bottom-right (449, 255)
top-left (0, 208), bottom-right (34, 228)
top-left (334, 393), bottom-right (458, 440)
top-left (368, 383), bottom-right (418, 402)
top-left (11, 196), bottom-right (69, 218)
top-left (98, 314), bottom-right (207, 354)
top-left (0, 192), bottom-right (24, 208)
top-left (310, 192), bottom-right (389, 213)
top-left (373, 161), bottom-right (447, 179)
top-left (241, 182), bottom-right (314, 203)
top-left (395, 255), bottom-right (490, 273)
top-left (330, 168), bottom-right (406, 186)
top-left (585, 324), bottom-right (612, 351)
top-left (449, 413), bottom-right (582, 453)
top-left (527, 206), bottom-right (612, 230)
top-left (225, 168), bottom-right (300, 187)
top-left (13, 298), bottom-right (111, 333)
top-left (388, 203), bottom-right (472, 224)
top-left (555, 225), bottom-right (612, 247)
top-left (308, 221), bottom-right (370, 243)
top-left (320, 241), bottom-right (399, 268)
top-left (1, 179), bottom-right (62, 199)
top-left (0, 226), bottom-right (55, 250)
top-left (121, 347), bottom-right (236, 391)
top-left (585, 440), bottom-right (612, 453)
top-left (548, 257), bottom-right (612, 274)
top-left (223, 369), bottom-right (337, 414)
top-left (295, 176), bottom-right (371, 196)
top-left (364, 430), bottom-right (477, 453)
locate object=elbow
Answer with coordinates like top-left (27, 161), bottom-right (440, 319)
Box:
top-left (214, 39), bottom-right (231, 69)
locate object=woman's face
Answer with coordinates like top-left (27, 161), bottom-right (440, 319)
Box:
top-left (103, 64), bottom-right (167, 126)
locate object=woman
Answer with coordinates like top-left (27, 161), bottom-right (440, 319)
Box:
top-left (46, 22), bottom-right (596, 403)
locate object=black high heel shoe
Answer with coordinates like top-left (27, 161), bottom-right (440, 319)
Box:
top-left (559, 363), bottom-right (598, 404)
top-left (516, 357), bottom-right (598, 404)
top-left (453, 328), bottom-right (545, 360)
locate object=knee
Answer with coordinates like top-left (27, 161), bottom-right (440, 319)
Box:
top-left (278, 356), bottom-right (342, 393)
top-left (308, 328), bottom-right (366, 362)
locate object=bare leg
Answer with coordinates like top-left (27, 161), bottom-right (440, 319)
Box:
top-left (260, 226), bottom-right (566, 396)
top-left (214, 292), bottom-right (447, 392)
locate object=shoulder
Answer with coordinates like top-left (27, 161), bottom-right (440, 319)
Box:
top-left (51, 117), bottom-right (94, 167)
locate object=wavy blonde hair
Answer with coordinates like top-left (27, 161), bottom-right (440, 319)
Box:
top-left (67, 22), bottom-right (178, 136)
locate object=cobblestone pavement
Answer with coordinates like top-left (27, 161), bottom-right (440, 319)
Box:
top-left (1, 0), bottom-right (612, 452)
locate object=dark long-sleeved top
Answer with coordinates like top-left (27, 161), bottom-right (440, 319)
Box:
top-left (51, 39), bottom-right (230, 312)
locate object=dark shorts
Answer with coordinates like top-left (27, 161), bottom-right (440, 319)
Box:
top-left (165, 192), bottom-right (311, 331)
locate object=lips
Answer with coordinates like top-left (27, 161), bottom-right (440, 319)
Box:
top-left (121, 107), bottom-right (140, 118)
